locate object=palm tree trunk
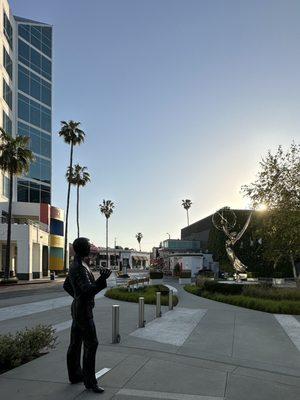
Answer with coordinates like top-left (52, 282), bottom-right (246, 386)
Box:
top-left (106, 217), bottom-right (109, 268)
top-left (64, 143), bottom-right (74, 272)
top-left (76, 185), bottom-right (80, 238)
top-left (187, 209), bottom-right (189, 226)
top-left (4, 172), bottom-right (13, 281)
top-left (139, 242), bottom-right (141, 252)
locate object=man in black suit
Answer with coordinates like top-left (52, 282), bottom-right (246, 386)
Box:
top-left (63, 237), bottom-right (111, 393)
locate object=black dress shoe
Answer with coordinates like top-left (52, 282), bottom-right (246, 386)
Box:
top-left (86, 384), bottom-right (105, 393)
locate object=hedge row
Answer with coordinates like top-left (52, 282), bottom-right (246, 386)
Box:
top-left (196, 280), bottom-right (300, 301)
top-left (179, 270), bottom-right (192, 278)
top-left (243, 285), bottom-right (300, 302)
top-left (184, 285), bottom-right (300, 314)
top-left (202, 292), bottom-right (300, 315)
top-left (199, 280), bottom-right (246, 295)
top-left (105, 285), bottom-right (178, 306)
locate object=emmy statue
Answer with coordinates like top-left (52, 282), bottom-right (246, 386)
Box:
top-left (212, 207), bottom-right (252, 281)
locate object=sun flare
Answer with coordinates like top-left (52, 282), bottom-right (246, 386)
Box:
top-left (256, 203), bottom-right (268, 212)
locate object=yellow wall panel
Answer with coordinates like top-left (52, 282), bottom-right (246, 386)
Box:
top-left (49, 256), bottom-right (64, 270)
top-left (50, 235), bottom-right (64, 247)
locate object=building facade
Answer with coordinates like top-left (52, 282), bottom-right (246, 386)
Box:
top-left (0, 202), bottom-right (64, 279)
top-left (89, 246), bottom-right (150, 271)
top-left (0, 1), bottom-right (52, 204)
top-left (152, 238), bottom-right (218, 275)
top-left (181, 215), bottom-right (213, 251)
top-left (0, 1), bottom-right (64, 279)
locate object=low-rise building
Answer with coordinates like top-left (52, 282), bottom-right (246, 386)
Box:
top-left (152, 238), bottom-right (218, 275)
top-left (95, 247), bottom-right (150, 270)
top-left (168, 252), bottom-right (217, 277)
top-left (0, 202), bottom-right (64, 280)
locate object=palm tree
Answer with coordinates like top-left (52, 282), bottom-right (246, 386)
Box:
top-left (99, 199), bottom-right (115, 268)
top-left (0, 129), bottom-right (34, 281)
top-left (58, 121), bottom-right (85, 271)
top-left (66, 164), bottom-right (90, 238)
top-left (136, 232), bottom-right (143, 252)
top-left (182, 199), bottom-right (192, 226)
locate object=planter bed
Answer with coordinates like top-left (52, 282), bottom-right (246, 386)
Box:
top-left (184, 284), bottom-right (300, 314)
top-left (105, 285), bottom-right (178, 306)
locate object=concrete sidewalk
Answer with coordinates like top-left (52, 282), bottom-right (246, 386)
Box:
top-left (0, 282), bottom-right (300, 399)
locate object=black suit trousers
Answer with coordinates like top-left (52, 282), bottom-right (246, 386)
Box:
top-left (67, 318), bottom-right (98, 387)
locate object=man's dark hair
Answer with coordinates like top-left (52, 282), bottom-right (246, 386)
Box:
top-left (73, 237), bottom-right (90, 257)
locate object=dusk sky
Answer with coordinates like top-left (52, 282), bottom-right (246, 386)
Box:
top-left (10, 0), bottom-right (300, 251)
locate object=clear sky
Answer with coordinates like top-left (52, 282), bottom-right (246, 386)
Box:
top-left (10, 0), bottom-right (300, 251)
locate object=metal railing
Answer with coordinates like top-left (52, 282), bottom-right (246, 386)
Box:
top-left (0, 216), bottom-right (50, 232)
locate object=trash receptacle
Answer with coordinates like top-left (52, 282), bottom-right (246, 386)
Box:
top-left (50, 272), bottom-right (55, 281)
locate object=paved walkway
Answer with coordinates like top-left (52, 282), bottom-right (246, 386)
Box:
top-left (0, 280), bottom-right (300, 399)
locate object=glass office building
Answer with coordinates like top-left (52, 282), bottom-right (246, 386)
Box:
top-left (15, 17), bottom-right (52, 204)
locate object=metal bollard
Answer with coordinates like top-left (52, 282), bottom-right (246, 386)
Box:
top-left (169, 290), bottom-right (173, 310)
top-left (156, 292), bottom-right (161, 317)
top-left (112, 305), bottom-right (121, 343)
top-left (138, 297), bottom-right (145, 328)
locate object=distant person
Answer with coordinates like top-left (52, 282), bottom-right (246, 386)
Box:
top-left (63, 237), bottom-right (111, 393)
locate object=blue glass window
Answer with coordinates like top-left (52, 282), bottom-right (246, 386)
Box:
top-left (3, 47), bottom-right (12, 80)
top-left (17, 179), bottom-right (50, 204)
top-left (41, 57), bottom-right (51, 80)
top-left (17, 180), bottom-right (29, 202)
top-left (18, 39), bottom-right (52, 80)
top-left (18, 95), bottom-right (29, 121)
top-left (29, 157), bottom-right (41, 181)
top-left (41, 158), bottom-right (51, 184)
top-left (18, 39), bottom-right (29, 66)
top-left (18, 94), bottom-right (51, 132)
top-left (18, 65), bottom-right (29, 93)
top-left (30, 75), bottom-right (40, 99)
top-left (30, 130), bottom-right (40, 154)
top-left (41, 184), bottom-right (51, 204)
top-left (27, 155), bottom-right (51, 184)
top-left (18, 24), bottom-right (52, 58)
top-left (3, 79), bottom-right (12, 109)
top-left (3, 111), bottom-right (12, 135)
top-left (2, 175), bottom-right (11, 198)
top-left (40, 133), bottom-right (51, 158)
top-left (18, 65), bottom-right (51, 106)
top-left (3, 13), bottom-right (13, 49)
top-left (18, 24), bottom-right (29, 42)
top-left (18, 121), bottom-right (51, 158)
top-left (29, 181), bottom-right (40, 203)
top-left (30, 103), bottom-right (40, 127)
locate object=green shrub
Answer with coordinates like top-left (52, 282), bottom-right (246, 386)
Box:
top-left (202, 292), bottom-right (300, 314)
top-left (243, 285), bottom-right (300, 301)
top-left (198, 270), bottom-right (215, 278)
top-left (201, 280), bottom-right (246, 295)
top-left (179, 270), bottom-right (191, 278)
top-left (150, 271), bottom-right (163, 279)
top-left (184, 284), bottom-right (300, 314)
top-left (0, 325), bottom-right (57, 373)
top-left (105, 285), bottom-right (178, 306)
top-left (184, 284), bottom-right (201, 296)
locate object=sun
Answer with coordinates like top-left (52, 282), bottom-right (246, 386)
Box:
top-left (256, 203), bottom-right (268, 212)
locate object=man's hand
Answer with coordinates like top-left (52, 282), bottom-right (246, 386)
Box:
top-left (99, 267), bottom-right (112, 280)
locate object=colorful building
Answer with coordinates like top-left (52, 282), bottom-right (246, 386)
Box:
top-left (0, 202), bottom-right (64, 279)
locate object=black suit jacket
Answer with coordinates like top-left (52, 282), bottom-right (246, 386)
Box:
top-left (63, 256), bottom-right (107, 322)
